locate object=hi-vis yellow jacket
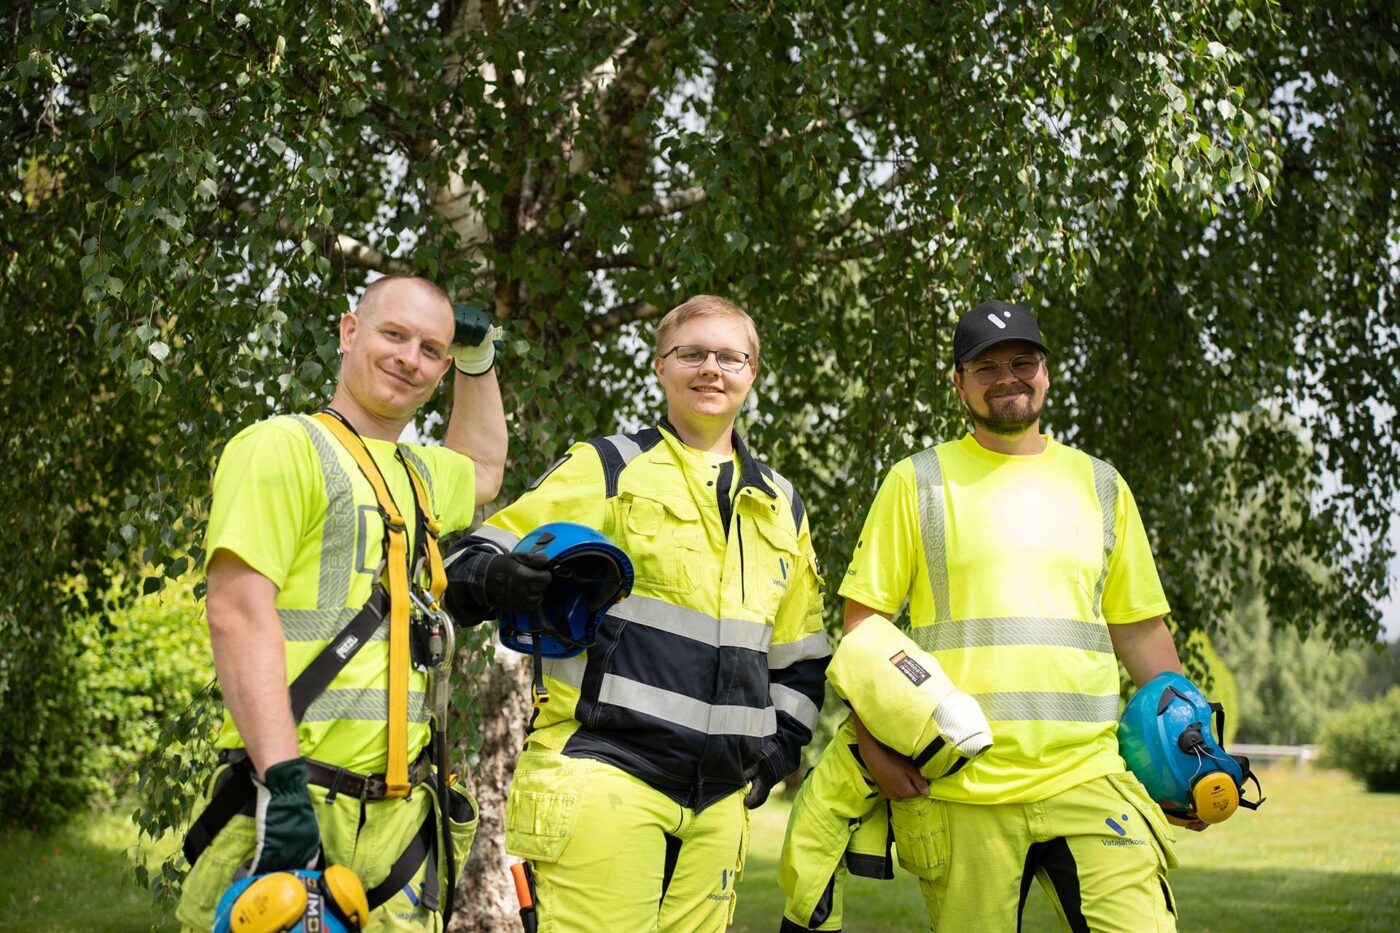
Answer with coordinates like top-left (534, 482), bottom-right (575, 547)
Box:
top-left (448, 418), bottom-right (829, 811)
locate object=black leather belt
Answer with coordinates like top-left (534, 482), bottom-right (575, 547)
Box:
top-left (218, 749), bottom-right (432, 802)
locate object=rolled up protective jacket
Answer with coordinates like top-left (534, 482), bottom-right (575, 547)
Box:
top-left (827, 616), bottom-right (993, 780)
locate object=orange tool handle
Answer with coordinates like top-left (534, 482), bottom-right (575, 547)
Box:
top-left (510, 862), bottom-right (534, 909)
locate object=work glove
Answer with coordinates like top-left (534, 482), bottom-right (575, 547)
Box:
top-left (249, 757), bottom-right (321, 875)
top-left (742, 755), bottom-right (782, 809)
top-left (451, 302), bottom-right (505, 376)
top-left (445, 549), bottom-right (553, 619)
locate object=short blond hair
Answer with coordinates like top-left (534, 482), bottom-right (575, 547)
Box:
top-left (653, 295), bottom-right (760, 361)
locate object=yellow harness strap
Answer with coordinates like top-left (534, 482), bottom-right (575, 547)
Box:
top-left (401, 463), bottom-right (447, 603)
top-left (312, 412), bottom-right (413, 798)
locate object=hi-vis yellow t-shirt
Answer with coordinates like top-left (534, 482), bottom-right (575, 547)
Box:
top-left (838, 433), bottom-right (1170, 804)
top-left (204, 414), bottom-right (476, 773)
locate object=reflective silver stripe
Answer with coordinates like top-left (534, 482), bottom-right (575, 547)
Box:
top-left (599, 674), bottom-right (777, 738)
top-left (543, 654), bottom-right (587, 690)
top-left (910, 448), bottom-right (951, 623)
top-left (972, 691), bottom-right (1119, 723)
top-left (911, 617), bottom-right (1112, 654)
top-left (601, 433), bottom-right (645, 466)
top-left (280, 607), bottom-right (384, 643)
top-left (1090, 458), bottom-right (1120, 617)
top-left (303, 688), bottom-right (431, 725)
top-left (769, 631), bottom-right (831, 669)
top-left (771, 682), bottom-right (820, 730)
top-left (397, 446), bottom-right (436, 511)
top-left (292, 415), bottom-right (356, 609)
top-left (465, 523), bottom-right (520, 555)
top-left (610, 595), bottom-right (772, 652)
top-left (766, 467), bottom-right (794, 507)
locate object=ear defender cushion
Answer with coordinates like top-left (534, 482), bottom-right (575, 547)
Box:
top-left (320, 864), bottom-right (370, 930)
top-left (229, 872), bottom-right (308, 933)
top-left (828, 615), bottom-right (993, 779)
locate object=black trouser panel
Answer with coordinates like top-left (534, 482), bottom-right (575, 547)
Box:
top-left (1018, 837), bottom-right (1089, 933)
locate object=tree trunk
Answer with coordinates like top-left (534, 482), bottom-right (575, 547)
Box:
top-left (449, 648), bottom-right (534, 931)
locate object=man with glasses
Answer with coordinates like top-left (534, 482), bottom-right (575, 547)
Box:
top-left (779, 299), bottom-right (1188, 932)
top-left (444, 295), bottom-right (829, 932)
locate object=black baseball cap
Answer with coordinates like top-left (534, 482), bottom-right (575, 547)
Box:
top-left (953, 300), bottom-right (1050, 363)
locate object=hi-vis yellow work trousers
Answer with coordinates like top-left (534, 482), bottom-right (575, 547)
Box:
top-left (506, 747), bottom-right (749, 933)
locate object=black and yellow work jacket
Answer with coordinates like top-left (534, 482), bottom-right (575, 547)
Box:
top-left (449, 418), bottom-right (829, 811)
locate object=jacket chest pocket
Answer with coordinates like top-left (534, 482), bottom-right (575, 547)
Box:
top-left (623, 492), bottom-right (701, 595)
top-left (745, 513), bottom-right (800, 620)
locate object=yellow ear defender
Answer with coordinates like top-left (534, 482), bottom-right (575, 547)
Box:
top-left (229, 872), bottom-right (307, 932)
top-left (320, 864), bottom-right (371, 930)
top-left (1191, 771), bottom-right (1242, 824)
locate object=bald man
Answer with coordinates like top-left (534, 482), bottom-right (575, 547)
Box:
top-left (178, 276), bottom-right (545, 931)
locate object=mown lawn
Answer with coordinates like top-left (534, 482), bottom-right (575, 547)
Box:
top-left (733, 764), bottom-right (1400, 932)
top-left (2, 765), bottom-right (1396, 931)
top-left (0, 808), bottom-right (178, 932)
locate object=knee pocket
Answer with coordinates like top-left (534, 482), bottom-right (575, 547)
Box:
top-left (506, 752), bottom-right (582, 863)
top-left (890, 796), bottom-right (949, 881)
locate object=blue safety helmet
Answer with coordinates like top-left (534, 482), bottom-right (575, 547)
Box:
top-left (499, 522), bottom-right (633, 661)
top-left (213, 866), bottom-right (368, 933)
top-left (1118, 671), bottom-right (1264, 824)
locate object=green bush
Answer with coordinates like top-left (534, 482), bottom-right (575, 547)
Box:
top-left (77, 576), bottom-right (215, 807)
top-left (1321, 687), bottom-right (1400, 792)
top-left (0, 576), bottom-right (215, 829)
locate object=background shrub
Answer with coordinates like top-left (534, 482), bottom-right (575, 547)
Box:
top-left (1321, 687), bottom-right (1400, 792)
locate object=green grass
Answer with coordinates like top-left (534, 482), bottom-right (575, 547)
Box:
top-left (3, 767), bottom-right (1396, 931)
top-left (0, 808), bottom-right (178, 933)
top-left (733, 765), bottom-right (1400, 932)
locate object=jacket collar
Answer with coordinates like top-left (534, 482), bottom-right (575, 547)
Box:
top-left (657, 416), bottom-right (776, 499)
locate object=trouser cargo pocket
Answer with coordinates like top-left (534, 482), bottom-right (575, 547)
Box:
top-left (506, 749), bottom-right (583, 863)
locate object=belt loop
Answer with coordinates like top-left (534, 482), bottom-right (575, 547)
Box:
top-left (324, 766), bottom-right (347, 804)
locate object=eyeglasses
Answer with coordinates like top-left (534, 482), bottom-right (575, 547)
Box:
top-left (661, 345), bottom-right (753, 373)
top-left (961, 354), bottom-right (1043, 384)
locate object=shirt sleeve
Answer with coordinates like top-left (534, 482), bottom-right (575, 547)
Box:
top-left (838, 463), bottom-right (920, 616)
top-left (1100, 475), bottom-right (1172, 624)
top-left (204, 419), bottom-right (319, 588)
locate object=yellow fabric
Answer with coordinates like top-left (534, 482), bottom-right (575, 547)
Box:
top-left (778, 717), bottom-right (886, 931)
top-left (892, 773), bottom-right (1177, 932)
top-left (204, 414), bottom-right (476, 773)
top-left (177, 763), bottom-right (478, 932)
top-left (310, 413), bottom-right (414, 797)
top-left (838, 433), bottom-right (1170, 804)
top-left (484, 430), bottom-right (824, 736)
top-left (505, 749), bottom-right (747, 933)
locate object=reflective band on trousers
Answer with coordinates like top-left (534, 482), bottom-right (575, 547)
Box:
top-left (911, 617), bottom-right (1113, 654)
top-left (971, 691), bottom-right (1119, 723)
top-left (610, 595), bottom-right (773, 652)
top-left (599, 674), bottom-right (778, 738)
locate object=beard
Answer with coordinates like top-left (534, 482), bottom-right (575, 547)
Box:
top-left (966, 386), bottom-right (1043, 436)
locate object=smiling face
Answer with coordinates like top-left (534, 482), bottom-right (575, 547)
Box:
top-left (337, 279), bottom-right (456, 427)
top-left (953, 339), bottom-right (1050, 436)
top-left (654, 313), bottom-right (758, 437)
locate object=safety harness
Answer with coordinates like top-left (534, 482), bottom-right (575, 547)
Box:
top-left (184, 409), bottom-right (462, 915)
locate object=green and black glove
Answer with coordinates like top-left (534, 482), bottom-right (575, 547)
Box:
top-left (451, 302), bottom-right (505, 376)
top-left (249, 757), bottom-right (321, 874)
